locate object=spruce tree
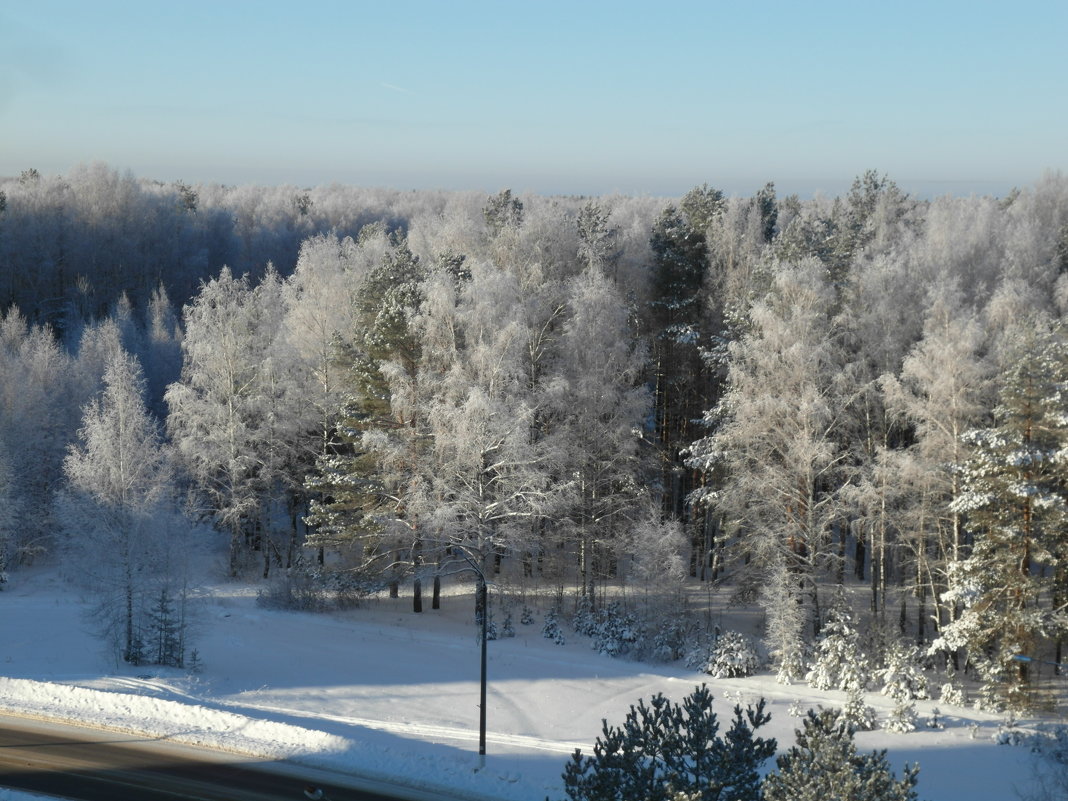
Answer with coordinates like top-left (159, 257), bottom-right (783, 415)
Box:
top-left (807, 587), bottom-right (867, 691)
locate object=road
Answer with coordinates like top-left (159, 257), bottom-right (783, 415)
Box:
top-left (0, 714), bottom-right (432, 801)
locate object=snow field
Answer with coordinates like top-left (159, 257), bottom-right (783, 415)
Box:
top-left (0, 565), bottom-right (1052, 801)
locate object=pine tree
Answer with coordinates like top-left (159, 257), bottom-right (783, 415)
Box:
top-left (482, 189), bottom-right (524, 239)
top-left (933, 319), bottom-right (1068, 711)
top-left (842, 686), bottom-right (878, 732)
top-left (648, 194), bottom-right (717, 525)
top-left (304, 229), bottom-right (428, 603)
top-left (561, 685), bottom-right (775, 801)
top-left (543, 608), bottom-right (566, 645)
top-left (147, 585), bottom-right (187, 667)
top-left (576, 201), bottom-right (620, 275)
top-left (763, 708), bottom-right (920, 801)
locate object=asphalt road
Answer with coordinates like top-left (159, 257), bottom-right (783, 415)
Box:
top-left (0, 714), bottom-right (429, 801)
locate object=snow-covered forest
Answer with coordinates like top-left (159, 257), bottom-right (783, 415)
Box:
top-left (3, 162), bottom-right (1068, 718)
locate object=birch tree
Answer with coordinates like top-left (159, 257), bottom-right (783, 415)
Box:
top-left (58, 351), bottom-right (184, 663)
top-left (880, 285), bottom-right (992, 639)
top-left (545, 266), bottom-right (651, 600)
top-left (689, 259), bottom-right (850, 678)
top-left (166, 267), bottom-right (287, 576)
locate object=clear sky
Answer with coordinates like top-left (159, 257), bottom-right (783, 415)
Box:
top-left (1, 0), bottom-right (1064, 198)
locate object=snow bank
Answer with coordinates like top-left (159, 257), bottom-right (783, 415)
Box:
top-left (0, 677), bottom-right (544, 801)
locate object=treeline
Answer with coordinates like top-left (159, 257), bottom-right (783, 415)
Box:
top-left (2, 164), bottom-right (1068, 711)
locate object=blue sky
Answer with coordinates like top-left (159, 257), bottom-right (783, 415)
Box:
top-left (2, 0), bottom-right (1064, 197)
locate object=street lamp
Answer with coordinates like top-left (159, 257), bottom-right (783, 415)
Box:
top-left (459, 554), bottom-right (490, 769)
top-left (1012, 654), bottom-right (1065, 671)
top-left (477, 571), bottom-right (488, 767)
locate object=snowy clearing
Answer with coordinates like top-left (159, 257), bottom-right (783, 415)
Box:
top-left (0, 565), bottom-right (1054, 801)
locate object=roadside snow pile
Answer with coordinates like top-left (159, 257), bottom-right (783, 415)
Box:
top-left (0, 677), bottom-right (543, 801)
top-left (0, 676), bottom-right (348, 757)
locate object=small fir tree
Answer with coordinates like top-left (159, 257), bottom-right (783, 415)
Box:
top-left (879, 641), bottom-right (927, 734)
top-left (842, 686), bottom-right (878, 732)
top-left (544, 608), bottom-right (565, 645)
top-left (879, 641), bottom-right (929, 702)
top-left (806, 587), bottom-right (867, 691)
top-left (884, 700), bottom-right (917, 734)
top-left (704, 631), bottom-right (763, 679)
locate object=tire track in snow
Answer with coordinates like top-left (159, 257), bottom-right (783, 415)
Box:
top-left (225, 700), bottom-right (590, 755)
top-left (92, 677), bottom-right (590, 755)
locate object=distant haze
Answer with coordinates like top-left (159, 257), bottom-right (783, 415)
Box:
top-left (2, 0), bottom-right (1064, 198)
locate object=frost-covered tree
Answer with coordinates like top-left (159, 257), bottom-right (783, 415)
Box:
top-left (576, 201), bottom-right (620, 275)
top-left (763, 708), bottom-right (920, 801)
top-left (762, 555), bottom-right (810, 683)
top-left (879, 640), bottom-right (929, 703)
top-left (141, 283), bottom-right (184, 418)
top-left (545, 266), bottom-right (651, 599)
top-left (690, 259), bottom-right (849, 672)
top-left (879, 640), bottom-right (928, 733)
top-left (167, 267), bottom-right (295, 576)
top-left (482, 188), bottom-right (524, 239)
top-left (841, 686), bottom-right (878, 732)
top-left (281, 233), bottom-right (362, 459)
top-left (626, 513), bottom-right (688, 610)
top-left (702, 630), bottom-right (763, 679)
top-left (417, 262), bottom-right (549, 601)
top-left (561, 684), bottom-right (775, 801)
top-left (58, 350), bottom-right (184, 663)
top-left (881, 284), bottom-right (991, 638)
top-left (0, 308), bottom-right (81, 559)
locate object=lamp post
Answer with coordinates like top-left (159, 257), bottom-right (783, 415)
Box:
top-left (478, 571), bottom-right (488, 767)
top-left (457, 544), bottom-right (493, 769)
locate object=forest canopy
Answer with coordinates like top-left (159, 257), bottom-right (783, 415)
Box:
top-left (3, 163), bottom-right (1068, 712)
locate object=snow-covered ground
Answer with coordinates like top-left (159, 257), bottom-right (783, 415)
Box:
top-left (0, 563), bottom-right (1055, 801)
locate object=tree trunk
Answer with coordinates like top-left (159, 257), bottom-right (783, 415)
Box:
top-left (413, 576), bottom-right (422, 613)
top-left (917, 582), bottom-right (927, 646)
top-left (432, 574), bottom-right (441, 610)
top-left (229, 525), bottom-right (240, 578)
top-left (836, 520), bottom-right (845, 585)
